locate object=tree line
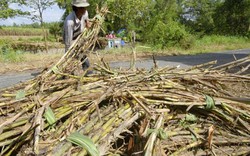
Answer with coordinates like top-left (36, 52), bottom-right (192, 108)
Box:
top-left (1, 0), bottom-right (250, 49)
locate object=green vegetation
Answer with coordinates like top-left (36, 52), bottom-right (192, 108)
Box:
top-left (0, 26), bottom-right (44, 36)
top-left (189, 35), bottom-right (250, 54)
top-left (0, 0), bottom-right (28, 19)
top-left (84, 0), bottom-right (250, 49)
top-left (100, 35), bottom-right (250, 56)
top-left (0, 44), bottom-right (24, 62)
top-left (0, 0), bottom-right (249, 55)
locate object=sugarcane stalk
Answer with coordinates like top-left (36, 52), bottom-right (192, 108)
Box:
top-left (231, 149), bottom-right (250, 156)
top-left (49, 103), bottom-right (131, 155)
top-left (169, 140), bottom-right (204, 156)
top-left (212, 56), bottom-right (250, 70)
top-left (98, 112), bottom-right (138, 155)
top-left (186, 60), bottom-right (217, 71)
top-left (33, 105), bottom-right (46, 154)
top-left (0, 129), bottom-right (22, 142)
top-left (77, 105), bottom-right (134, 155)
top-left (1, 124), bottom-right (39, 155)
top-left (144, 114), bottom-right (164, 156)
top-left (126, 90), bottom-right (152, 116)
top-left (0, 103), bottom-right (35, 131)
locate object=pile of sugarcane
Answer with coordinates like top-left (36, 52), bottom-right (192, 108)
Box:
top-left (0, 6), bottom-right (250, 156)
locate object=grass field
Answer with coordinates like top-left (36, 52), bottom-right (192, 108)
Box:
top-left (0, 27), bottom-right (45, 36)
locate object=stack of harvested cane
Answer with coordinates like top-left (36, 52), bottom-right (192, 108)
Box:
top-left (0, 6), bottom-right (250, 156)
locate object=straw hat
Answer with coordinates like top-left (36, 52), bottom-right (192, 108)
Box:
top-left (71, 0), bottom-right (90, 7)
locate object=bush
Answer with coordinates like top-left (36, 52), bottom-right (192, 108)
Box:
top-left (144, 20), bottom-right (193, 49)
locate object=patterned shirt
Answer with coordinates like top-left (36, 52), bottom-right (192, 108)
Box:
top-left (63, 11), bottom-right (89, 52)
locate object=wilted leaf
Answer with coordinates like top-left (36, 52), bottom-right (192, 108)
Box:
top-left (185, 114), bottom-right (197, 122)
top-left (67, 132), bottom-right (100, 156)
top-left (16, 90), bottom-right (26, 100)
top-left (207, 125), bottom-right (215, 148)
top-left (139, 118), bottom-right (149, 136)
top-left (44, 107), bottom-right (56, 126)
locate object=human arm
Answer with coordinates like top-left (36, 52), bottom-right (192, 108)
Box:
top-left (63, 19), bottom-right (74, 52)
top-left (82, 10), bottom-right (92, 29)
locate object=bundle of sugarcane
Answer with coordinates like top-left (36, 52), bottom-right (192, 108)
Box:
top-left (212, 55), bottom-right (250, 75)
top-left (0, 6), bottom-right (250, 156)
top-left (0, 62), bottom-right (249, 155)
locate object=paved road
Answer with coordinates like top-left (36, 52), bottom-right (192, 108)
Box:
top-left (0, 49), bottom-right (249, 89)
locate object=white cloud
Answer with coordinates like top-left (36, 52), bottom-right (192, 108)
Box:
top-left (0, 4), bottom-right (65, 26)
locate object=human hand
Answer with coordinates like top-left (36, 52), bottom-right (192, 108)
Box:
top-left (85, 20), bottom-right (92, 28)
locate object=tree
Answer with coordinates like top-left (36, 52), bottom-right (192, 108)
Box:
top-left (143, 0), bottom-right (193, 49)
top-left (0, 0), bottom-right (27, 19)
top-left (21, 0), bottom-right (55, 52)
top-left (22, 0), bottom-right (55, 26)
top-left (214, 0), bottom-right (250, 36)
top-left (49, 22), bottom-right (61, 41)
top-left (55, 0), bottom-right (72, 21)
top-left (179, 0), bottom-right (222, 35)
top-left (54, 0), bottom-right (192, 49)
top-left (106, 0), bottom-right (153, 36)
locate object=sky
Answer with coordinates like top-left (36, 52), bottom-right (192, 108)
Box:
top-left (0, 4), bottom-right (65, 26)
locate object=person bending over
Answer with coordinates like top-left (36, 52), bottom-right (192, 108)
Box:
top-left (63, 0), bottom-right (92, 71)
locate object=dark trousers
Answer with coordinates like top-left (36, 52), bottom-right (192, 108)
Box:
top-left (81, 55), bottom-right (90, 70)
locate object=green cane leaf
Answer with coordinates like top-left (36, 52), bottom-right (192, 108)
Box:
top-left (158, 128), bottom-right (168, 140)
top-left (44, 107), bottom-right (56, 126)
top-left (205, 95), bottom-right (215, 110)
top-left (15, 90), bottom-right (26, 100)
top-left (95, 15), bottom-right (104, 23)
top-left (146, 128), bottom-right (167, 140)
top-left (146, 128), bottom-right (157, 136)
top-left (67, 132), bottom-right (100, 156)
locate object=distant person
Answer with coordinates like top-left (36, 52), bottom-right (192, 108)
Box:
top-left (63, 0), bottom-right (92, 73)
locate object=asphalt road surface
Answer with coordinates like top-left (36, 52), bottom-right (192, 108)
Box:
top-left (0, 49), bottom-right (249, 89)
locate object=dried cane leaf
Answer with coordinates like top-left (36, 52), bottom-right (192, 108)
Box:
top-left (44, 107), bottom-right (56, 126)
top-left (15, 90), bottom-right (26, 100)
top-left (67, 132), bottom-right (99, 156)
top-left (207, 125), bottom-right (215, 148)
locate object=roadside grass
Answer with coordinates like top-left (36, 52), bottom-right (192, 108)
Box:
top-left (188, 35), bottom-right (250, 54)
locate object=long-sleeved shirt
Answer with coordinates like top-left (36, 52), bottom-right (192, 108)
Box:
top-left (63, 11), bottom-right (89, 52)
